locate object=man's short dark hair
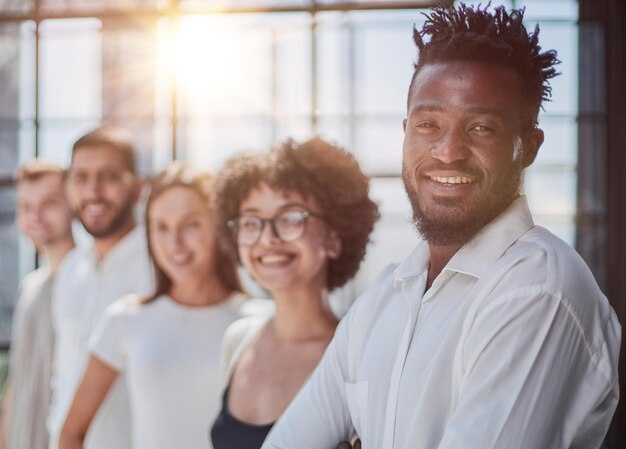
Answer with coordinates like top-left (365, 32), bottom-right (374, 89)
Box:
top-left (408, 3), bottom-right (560, 127)
top-left (72, 125), bottom-right (137, 174)
top-left (216, 137), bottom-right (380, 291)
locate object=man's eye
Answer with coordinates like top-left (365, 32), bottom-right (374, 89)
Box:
top-left (70, 173), bottom-right (87, 183)
top-left (100, 171), bottom-right (121, 183)
top-left (470, 124), bottom-right (492, 133)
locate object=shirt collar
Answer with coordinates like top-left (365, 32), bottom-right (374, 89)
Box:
top-left (393, 238), bottom-right (430, 284)
top-left (445, 195), bottom-right (534, 279)
top-left (86, 225), bottom-right (147, 269)
top-left (393, 196), bottom-right (534, 283)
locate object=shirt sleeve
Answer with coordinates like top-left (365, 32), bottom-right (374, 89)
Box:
top-left (88, 296), bottom-right (133, 371)
top-left (437, 288), bottom-right (620, 449)
top-left (261, 314), bottom-right (354, 449)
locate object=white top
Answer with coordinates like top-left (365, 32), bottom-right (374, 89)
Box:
top-left (49, 226), bottom-right (154, 449)
top-left (89, 293), bottom-right (271, 449)
top-left (7, 267), bottom-right (54, 449)
top-left (263, 196), bottom-right (621, 449)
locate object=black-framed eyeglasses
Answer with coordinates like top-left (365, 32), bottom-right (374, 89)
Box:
top-left (227, 209), bottom-right (325, 246)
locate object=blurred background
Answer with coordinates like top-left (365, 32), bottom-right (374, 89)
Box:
top-left (0, 0), bottom-right (623, 445)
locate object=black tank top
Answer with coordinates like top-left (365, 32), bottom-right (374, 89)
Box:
top-left (211, 387), bottom-right (274, 449)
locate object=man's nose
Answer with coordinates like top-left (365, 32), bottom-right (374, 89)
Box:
top-left (431, 126), bottom-right (471, 164)
top-left (83, 176), bottom-right (103, 198)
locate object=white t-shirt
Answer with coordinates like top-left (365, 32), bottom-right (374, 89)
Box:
top-left (49, 226), bottom-right (154, 449)
top-left (89, 293), bottom-right (271, 449)
top-left (263, 196), bottom-right (621, 449)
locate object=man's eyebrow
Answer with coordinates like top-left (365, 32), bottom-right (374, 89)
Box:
top-left (466, 107), bottom-right (506, 118)
top-left (410, 104), bottom-right (445, 114)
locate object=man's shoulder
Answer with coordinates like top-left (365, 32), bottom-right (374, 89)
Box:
top-left (20, 266), bottom-right (52, 290)
top-left (15, 267), bottom-right (53, 314)
top-left (505, 225), bottom-right (602, 298)
top-left (484, 226), bottom-right (617, 352)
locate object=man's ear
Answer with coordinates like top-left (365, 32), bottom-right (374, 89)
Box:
top-left (402, 118), bottom-right (408, 133)
top-left (521, 128), bottom-right (544, 168)
top-left (326, 230), bottom-right (342, 260)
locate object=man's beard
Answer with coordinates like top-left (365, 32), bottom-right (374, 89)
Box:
top-left (402, 161), bottom-right (523, 247)
top-left (78, 195), bottom-right (135, 239)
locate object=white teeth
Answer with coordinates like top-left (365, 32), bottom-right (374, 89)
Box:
top-left (85, 204), bottom-right (105, 215)
top-left (171, 254), bottom-right (191, 264)
top-left (430, 176), bottom-right (474, 185)
top-left (259, 254), bottom-right (291, 264)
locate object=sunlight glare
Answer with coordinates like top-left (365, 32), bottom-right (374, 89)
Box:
top-left (158, 15), bottom-right (269, 116)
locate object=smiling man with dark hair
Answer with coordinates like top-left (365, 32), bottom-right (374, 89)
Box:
top-left (48, 126), bottom-right (154, 449)
top-left (261, 4), bottom-right (620, 449)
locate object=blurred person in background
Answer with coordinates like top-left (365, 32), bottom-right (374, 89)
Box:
top-left (210, 138), bottom-right (379, 449)
top-left (0, 161), bottom-right (74, 449)
top-left (49, 126), bottom-right (153, 449)
top-left (59, 162), bottom-right (269, 449)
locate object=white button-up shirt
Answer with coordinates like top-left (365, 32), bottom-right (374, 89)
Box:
top-left (262, 196), bottom-right (621, 449)
top-left (49, 226), bottom-right (154, 449)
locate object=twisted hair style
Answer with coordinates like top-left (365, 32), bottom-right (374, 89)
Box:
top-left (409, 2), bottom-right (560, 126)
top-left (216, 137), bottom-right (380, 291)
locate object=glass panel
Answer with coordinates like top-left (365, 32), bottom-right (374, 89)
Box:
top-left (151, 117), bottom-right (173, 173)
top-left (0, 185), bottom-right (18, 343)
top-left (353, 21), bottom-right (420, 116)
top-left (0, 22), bottom-right (26, 184)
top-left (518, 0), bottom-right (578, 21)
top-left (353, 177), bottom-right (418, 294)
top-left (39, 19), bottom-right (102, 121)
top-left (524, 168), bottom-right (577, 218)
top-left (316, 15), bottom-right (350, 117)
top-left (534, 117), bottom-right (577, 167)
top-left (274, 118), bottom-right (313, 145)
top-left (173, 15), bottom-right (273, 118)
top-left (167, 13), bottom-right (312, 168)
top-left (275, 16), bottom-right (312, 118)
top-left (317, 117), bottom-right (351, 151)
top-left (178, 118), bottom-right (273, 170)
top-left (353, 117), bottom-right (403, 175)
top-left (38, 120), bottom-right (100, 164)
top-left (0, 24), bottom-right (22, 121)
top-left (534, 23), bottom-right (578, 115)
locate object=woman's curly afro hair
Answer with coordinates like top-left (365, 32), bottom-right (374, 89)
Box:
top-left (215, 137), bottom-right (380, 291)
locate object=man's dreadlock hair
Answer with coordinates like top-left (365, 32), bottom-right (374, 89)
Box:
top-left (408, 3), bottom-right (560, 127)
